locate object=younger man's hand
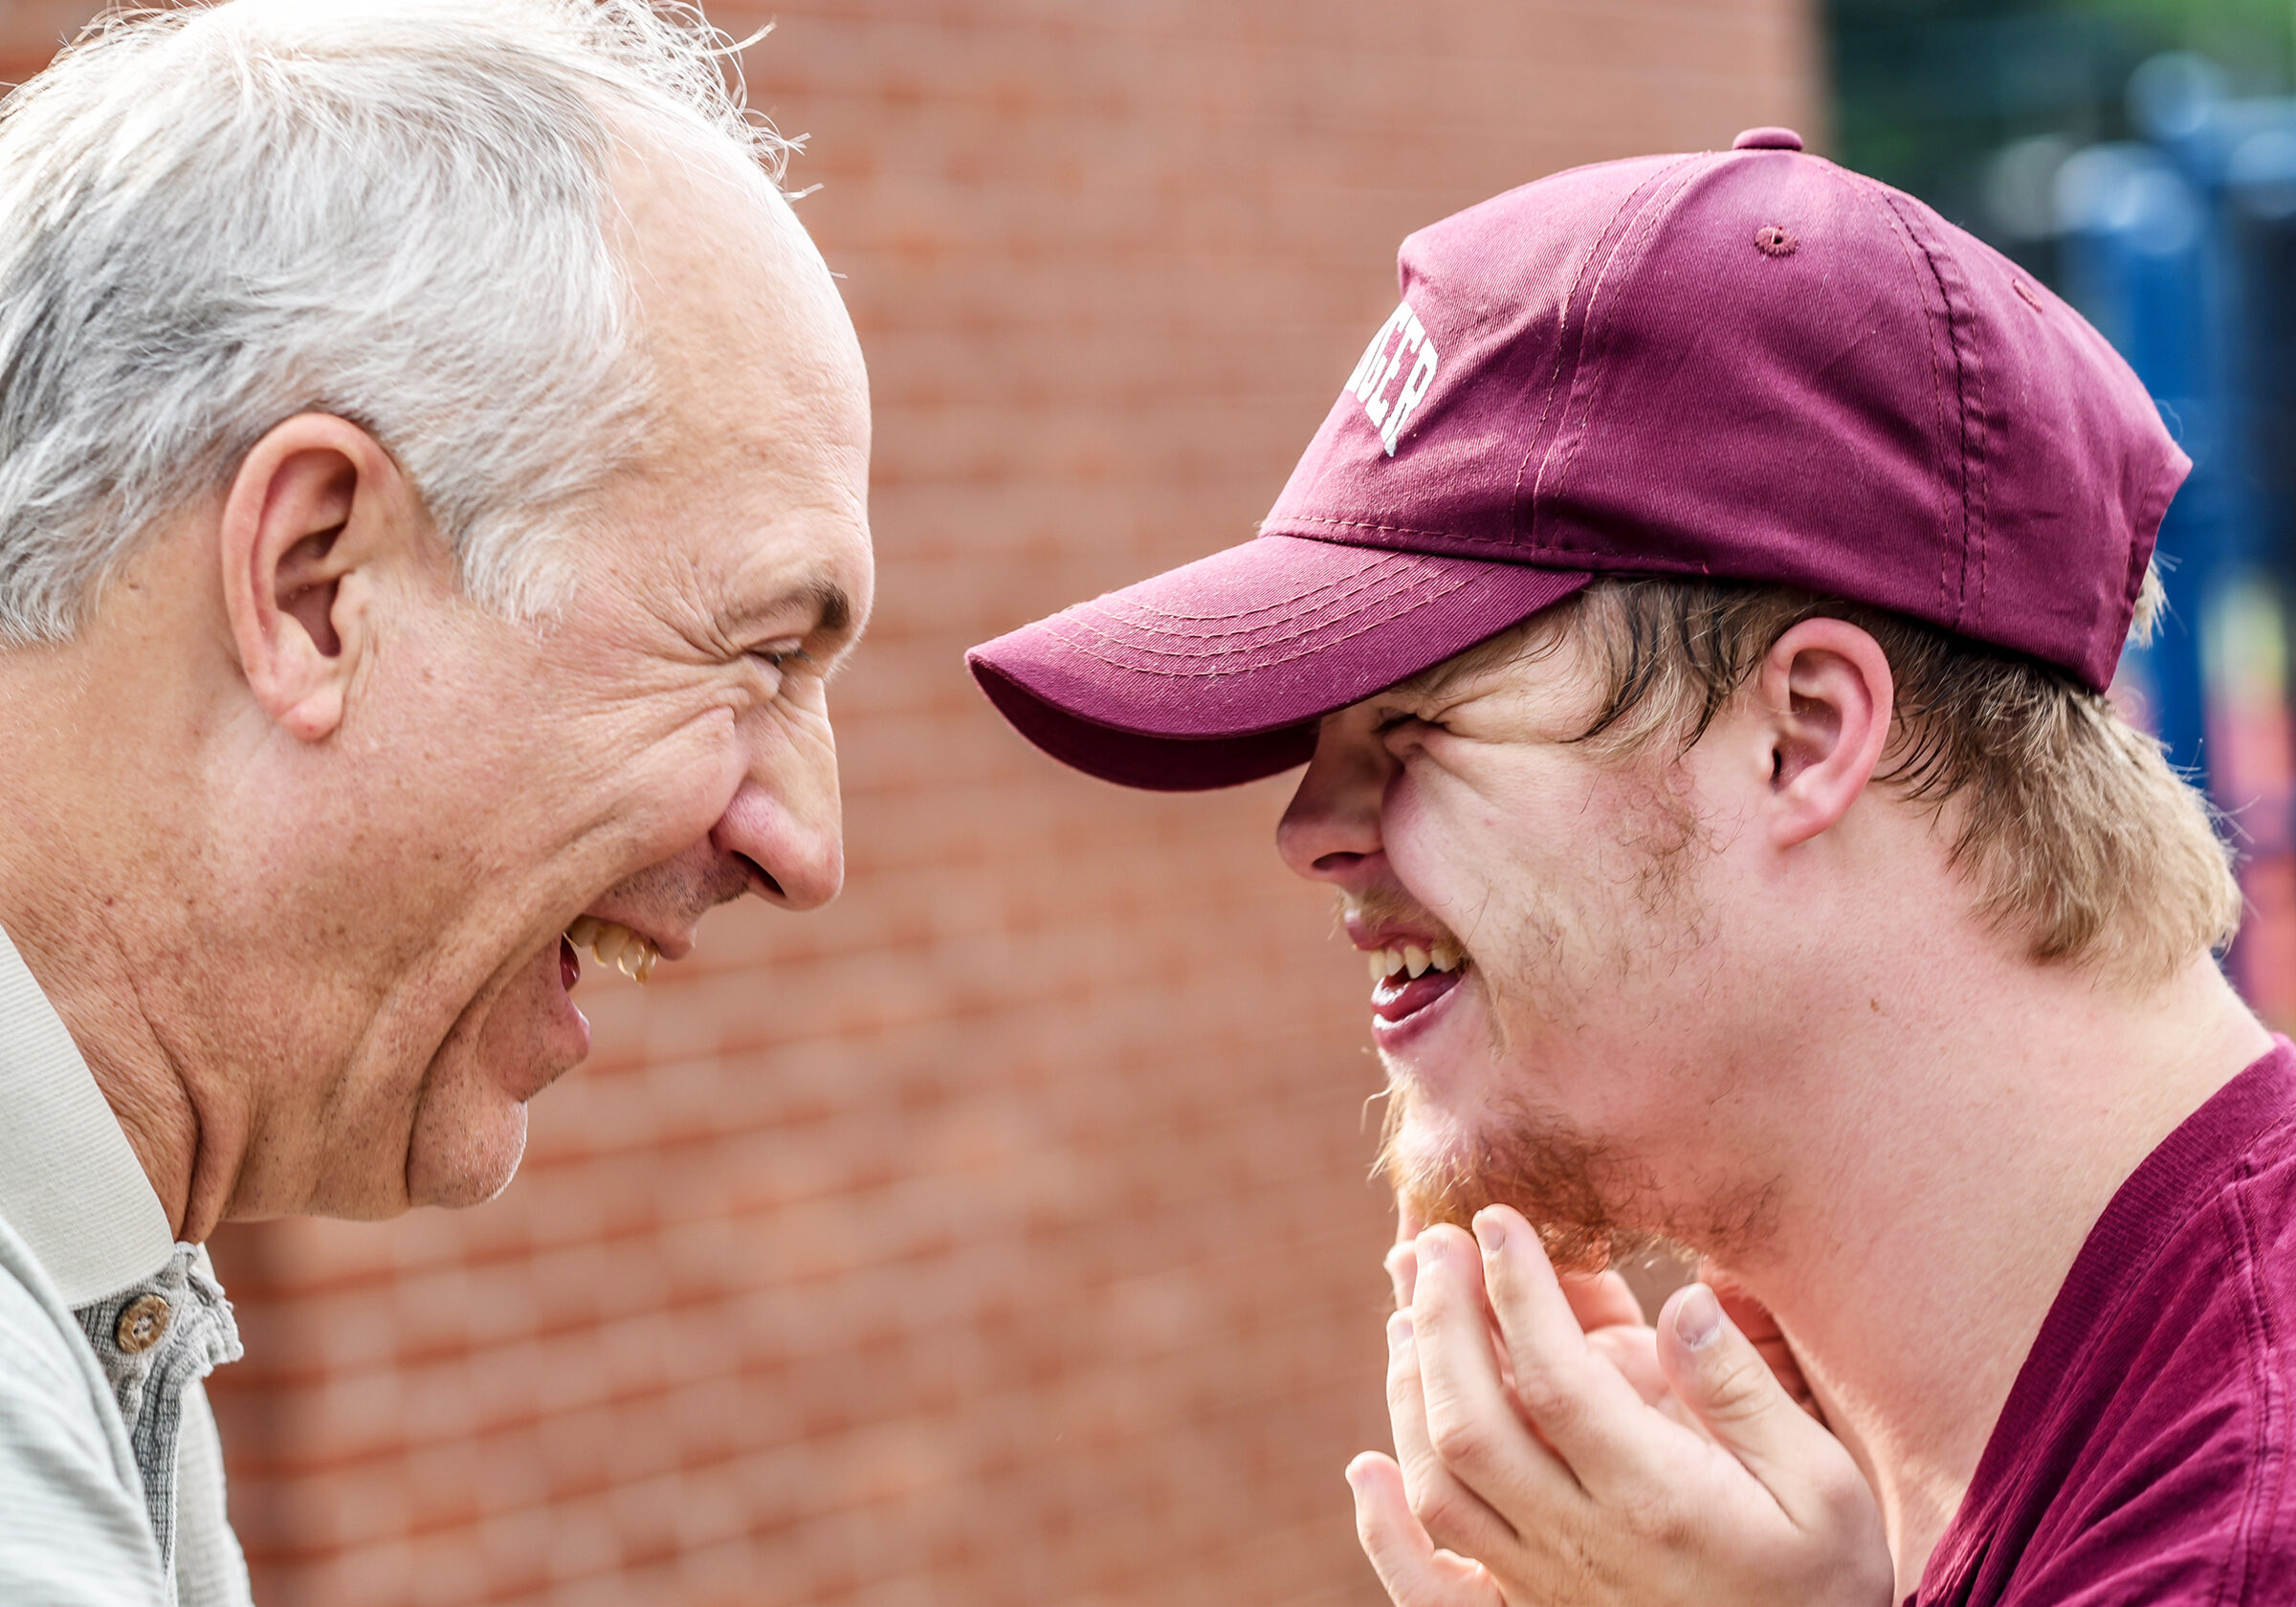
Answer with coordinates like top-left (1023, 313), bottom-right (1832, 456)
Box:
top-left (1350, 1207), bottom-right (1892, 1607)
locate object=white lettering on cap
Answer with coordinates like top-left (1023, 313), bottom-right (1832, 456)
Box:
top-left (1340, 300), bottom-right (1440, 456)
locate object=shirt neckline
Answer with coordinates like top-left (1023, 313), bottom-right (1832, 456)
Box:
top-left (1917, 1035), bottom-right (2296, 1596)
top-left (0, 921), bottom-right (175, 1306)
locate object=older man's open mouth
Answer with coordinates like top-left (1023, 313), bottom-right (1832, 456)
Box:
top-left (562, 916), bottom-right (668, 986)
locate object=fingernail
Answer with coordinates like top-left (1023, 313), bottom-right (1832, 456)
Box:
top-left (1473, 1210), bottom-right (1506, 1253)
top-left (1387, 1311), bottom-right (1414, 1353)
top-left (1674, 1283), bottom-right (1723, 1351)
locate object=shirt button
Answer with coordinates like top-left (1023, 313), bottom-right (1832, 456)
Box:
top-left (116, 1294), bottom-right (171, 1354)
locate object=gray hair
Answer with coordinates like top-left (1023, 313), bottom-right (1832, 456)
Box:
top-left (0, 0), bottom-right (792, 641)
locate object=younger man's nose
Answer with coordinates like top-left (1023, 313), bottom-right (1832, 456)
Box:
top-left (1275, 710), bottom-right (1391, 886)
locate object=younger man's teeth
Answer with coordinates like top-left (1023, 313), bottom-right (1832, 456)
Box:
top-left (1365, 939), bottom-right (1468, 984)
top-left (564, 917), bottom-right (661, 984)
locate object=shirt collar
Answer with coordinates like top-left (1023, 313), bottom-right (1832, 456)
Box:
top-left (0, 922), bottom-right (175, 1306)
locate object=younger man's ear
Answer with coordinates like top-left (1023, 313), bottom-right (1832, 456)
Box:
top-left (217, 413), bottom-right (428, 743)
top-left (1755, 617), bottom-right (1894, 850)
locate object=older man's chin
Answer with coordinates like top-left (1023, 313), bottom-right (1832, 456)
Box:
top-left (404, 939), bottom-right (590, 1209)
top-left (407, 1090), bottom-right (531, 1209)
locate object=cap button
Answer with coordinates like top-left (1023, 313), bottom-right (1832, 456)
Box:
top-left (1733, 126), bottom-right (1804, 151)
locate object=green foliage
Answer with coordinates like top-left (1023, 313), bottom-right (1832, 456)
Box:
top-left (1828, 0), bottom-right (2292, 234)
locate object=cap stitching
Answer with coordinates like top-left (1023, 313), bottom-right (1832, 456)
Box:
top-left (1848, 173), bottom-right (1960, 620)
top-left (1278, 513), bottom-right (1485, 543)
top-left (1540, 157), bottom-right (1717, 544)
top-left (1955, 260), bottom-right (1993, 628)
top-left (1097, 555), bottom-right (1426, 626)
top-left (1857, 180), bottom-right (1957, 620)
top-left (1510, 156), bottom-right (1706, 548)
top-left (1039, 572), bottom-right (1477, 675)
top-left (1076, 553), bottom-right (1443, 632)
top-left (1045, 569), bottom-right (1464, 660)
top-left (1908, 197), bottom-right (1989, 630)
top-left (1971, 291), bottom-right (1992, 629)
top-left (1511, 227), bottom-right (1618, 527)
top-left (1280, 518), bottom-right (1751, 581)
top-left (1888, 193), bottom-right (1987, 631)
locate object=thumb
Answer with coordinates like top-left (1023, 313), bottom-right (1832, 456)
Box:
top-left (1658, 1282), bottom-right (1853, 1521)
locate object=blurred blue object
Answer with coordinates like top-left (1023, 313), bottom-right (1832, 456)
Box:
top-left (2055, 55), bottom-right (2296, 1005)
top-left (2057, 54), bottom-right (2291, 795)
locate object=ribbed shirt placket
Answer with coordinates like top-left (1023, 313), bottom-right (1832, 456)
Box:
top-left (73, 1246), bottom-right (244, 1598)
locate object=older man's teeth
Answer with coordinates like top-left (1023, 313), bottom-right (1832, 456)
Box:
top-left (563, 917), bottom-right (661, 984)
top-left (1403, 945), bottom-right (1430, 979)
top-left (1430, 940), bottom-right (1461, 973)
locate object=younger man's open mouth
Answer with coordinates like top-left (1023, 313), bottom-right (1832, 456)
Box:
top-left (1367, 938), bottom-right (1468, 1024)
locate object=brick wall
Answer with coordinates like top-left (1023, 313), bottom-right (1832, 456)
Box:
top-left (0, 4), bottom-right (1819, 1603)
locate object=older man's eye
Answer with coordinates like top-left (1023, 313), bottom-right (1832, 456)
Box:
top-left (1374, 709), bottom-right (1434, 737)
top-left (748, 644), bottom-right (812, 674)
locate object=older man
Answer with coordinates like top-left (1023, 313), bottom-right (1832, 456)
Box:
top-left (0, 2), bottom-right (869, 1600)
top-left (972, 130), bottom-right (2287, 1604)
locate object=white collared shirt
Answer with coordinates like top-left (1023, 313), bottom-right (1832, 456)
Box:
top-left (0, 923), bottom-right (250, 1606)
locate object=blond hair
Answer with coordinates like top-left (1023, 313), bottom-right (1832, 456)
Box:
top-left (1518, 572), bottom-right (2240, 984)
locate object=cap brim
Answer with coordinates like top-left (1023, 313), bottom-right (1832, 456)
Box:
top-left (966, 536), bottom-right (1592, 790)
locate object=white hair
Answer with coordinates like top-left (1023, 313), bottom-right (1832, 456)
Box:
top-left (0, 0), bottom-right (793, 641)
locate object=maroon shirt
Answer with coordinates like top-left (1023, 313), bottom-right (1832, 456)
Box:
top-left (1914, 1039), bottom-right (2296, 1606)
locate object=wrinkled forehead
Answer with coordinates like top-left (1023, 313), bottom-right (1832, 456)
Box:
top-left (595, 131), bottom-right (873, 633)
top-left (609, 128), bottom-right (869, 472)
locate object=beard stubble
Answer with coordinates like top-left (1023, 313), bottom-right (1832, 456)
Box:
top-left (1364, 757), bottom-right (1753, 1275)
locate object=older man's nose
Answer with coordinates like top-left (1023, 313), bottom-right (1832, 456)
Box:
top-left (1275, 712), bottom-right (1389, 886)
top-left (711, 761), bottom-right (845, 913)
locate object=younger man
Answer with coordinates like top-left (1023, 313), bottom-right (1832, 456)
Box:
top-left (970, 129), bottom-right (2285, 1604)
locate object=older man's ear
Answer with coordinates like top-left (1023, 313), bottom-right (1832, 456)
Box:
top-left (218, 412), bottom-right (430, 743)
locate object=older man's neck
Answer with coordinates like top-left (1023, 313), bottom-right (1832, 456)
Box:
top-left (1706, 951), bottom-right (2269, 1599)
top-left (0, 646), bottom-right (217, 1243)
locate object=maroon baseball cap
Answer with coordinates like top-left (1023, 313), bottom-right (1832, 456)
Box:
top-left (967, 127), bottom-right (2190, 791)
